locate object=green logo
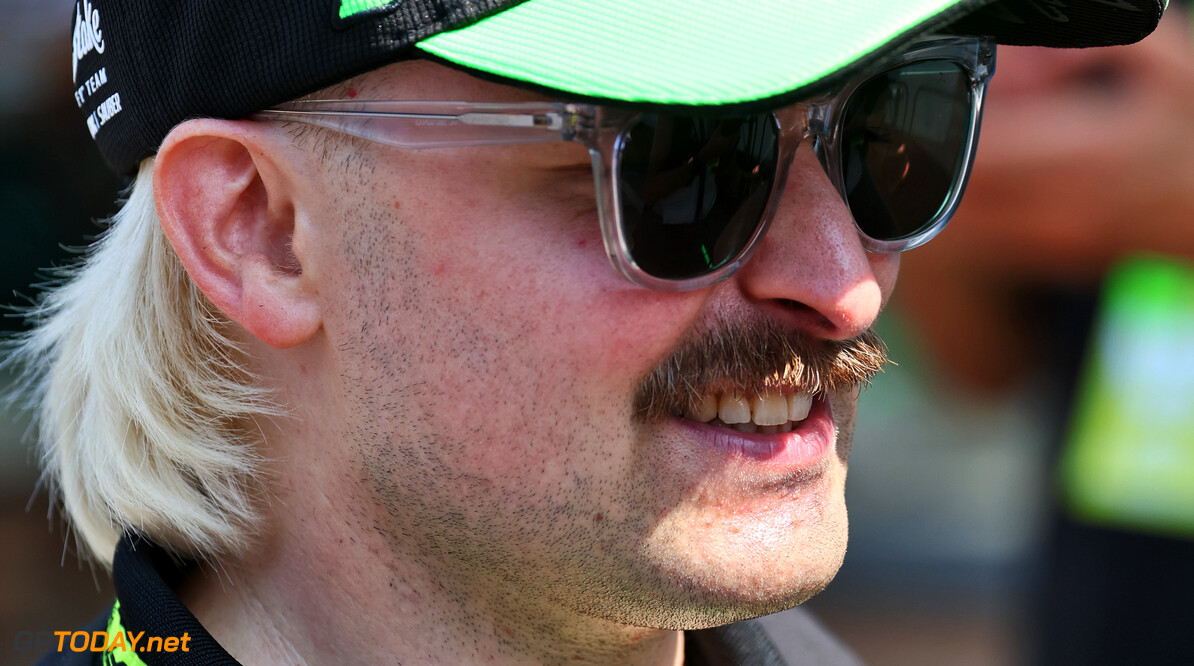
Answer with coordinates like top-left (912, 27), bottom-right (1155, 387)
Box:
top-left (339, 0), bottom-right (398, 20)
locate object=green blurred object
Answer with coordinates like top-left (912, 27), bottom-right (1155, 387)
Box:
top-left (1060, 255), bottom-right (1194, 539)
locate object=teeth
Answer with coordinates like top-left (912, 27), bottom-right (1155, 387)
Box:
top-left (718, 394), bottom-right (752, 424)
top-left (687, 391), bottom-right (816, 429)
top-left (691, 394), bottom-right (718, 423)
top-left (788, 393), bottom-right (812, 421)
top-left (751, 391), bottom-right (789, 426)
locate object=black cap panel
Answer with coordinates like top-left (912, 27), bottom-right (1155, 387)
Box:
top-left (70, 0), bottom-right (524, 174)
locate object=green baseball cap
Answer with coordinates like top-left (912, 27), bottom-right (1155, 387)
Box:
top-left (417, 0), bottom-right (1167, 108)
top-left (72, 0), bottom-right (1166, 174)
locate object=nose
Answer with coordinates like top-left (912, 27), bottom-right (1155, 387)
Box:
top-left (729, 148), bottom-right (897, 340)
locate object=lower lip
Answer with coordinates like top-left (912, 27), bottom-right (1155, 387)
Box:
top-left (671, 397), bottom-right (835, 470)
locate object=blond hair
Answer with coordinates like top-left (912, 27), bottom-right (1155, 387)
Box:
top-left (6, 159), bottom-right (278, 568)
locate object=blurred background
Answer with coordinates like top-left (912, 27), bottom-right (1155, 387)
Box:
top-left (2, 2), bottom-right (1192, 665)
top-left (2, 1), bottom-right (122, 665)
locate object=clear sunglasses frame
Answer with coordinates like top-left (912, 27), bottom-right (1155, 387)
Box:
top-left (256, 35), bottom-right (995, 292)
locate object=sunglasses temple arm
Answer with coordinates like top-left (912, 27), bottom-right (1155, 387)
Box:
top-left (253, 109), bottom-right (571, 150)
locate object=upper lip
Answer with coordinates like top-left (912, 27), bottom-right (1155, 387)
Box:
top-left (633, 318), bottom-right (887, 424)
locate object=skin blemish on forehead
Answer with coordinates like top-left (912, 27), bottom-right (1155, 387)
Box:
top-left (347, 87), bottom-right (358, 98)
top-left (394, 201), bottom-right (401, 210)
top-left (577, 238), bottom-right (586, 247)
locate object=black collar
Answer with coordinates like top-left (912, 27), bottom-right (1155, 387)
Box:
top-left (112, 534), bottom-right (238, 665)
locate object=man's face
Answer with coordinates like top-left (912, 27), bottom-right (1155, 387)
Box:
top-left (299, 61), bottom-right (897, 631)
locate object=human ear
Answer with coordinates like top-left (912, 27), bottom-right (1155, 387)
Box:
top-left (154, 119), bottom-right (321, 348)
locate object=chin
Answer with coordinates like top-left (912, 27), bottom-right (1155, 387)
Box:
top-left (585, 545), bottom-right (847, 631)
top-left (665, 519), bottom-right (848, 628)
top-left (577, 486), bottom-right (849, 631)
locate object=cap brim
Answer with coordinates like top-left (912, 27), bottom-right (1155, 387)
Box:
top-left (416, 0), bottom-right (1164, 109)
top-left (415, 0), bottom-right (986, 108)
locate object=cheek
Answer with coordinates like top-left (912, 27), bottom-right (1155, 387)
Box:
top-left (828, 387), bottom-right (862, 465)
top-left (869, 252), bottom-right (900, 310)
top-left (375, 163), bottom-right (702, 478)
top-left (411, 154), bottom-right (609, 293)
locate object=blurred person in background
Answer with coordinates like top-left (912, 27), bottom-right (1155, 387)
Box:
top-left (2, 1), bottom-right (1169, 665)
top-left (892, 4), bottom-right (1194, 664)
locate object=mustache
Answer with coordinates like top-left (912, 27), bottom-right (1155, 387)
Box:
top-left (634, 316), bottom-right (890, 421)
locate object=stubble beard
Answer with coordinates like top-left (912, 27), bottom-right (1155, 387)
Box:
top-left (345, 266), bottom-right (889, 640)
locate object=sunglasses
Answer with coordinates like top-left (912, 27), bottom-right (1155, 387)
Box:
top-left (257, 36), bottom-right (994, 291)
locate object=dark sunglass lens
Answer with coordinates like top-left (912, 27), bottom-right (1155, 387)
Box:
top-left (616, 114), bottom-right (779, 280)
top-left (840, 61), bottom-right (972, 241)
